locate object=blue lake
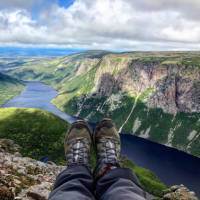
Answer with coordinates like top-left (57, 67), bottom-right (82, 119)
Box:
top-left (2, 81), bottom-right (76, 123)
top-left (2, 81), bottom-right (200, 196)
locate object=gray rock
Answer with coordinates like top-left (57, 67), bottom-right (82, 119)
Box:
top-left (162, 185), bottom-right (198, 200)
top-left (0, 139), bottom-right (64, 200)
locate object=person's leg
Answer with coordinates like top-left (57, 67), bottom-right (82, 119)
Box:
top-left (49, 166), bottom-right (95, 200)
top-left (96, 167), bottom-right (151, 200)
top-left (49, 120), bottom-right (96, 200)
top-left (94, 119), bottom-right (150, 200)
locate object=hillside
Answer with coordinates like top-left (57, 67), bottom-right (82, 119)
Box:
top-left (0, 108), bottom-right (168, 197)
top-left (0, 108), bottom-right (68, 162)
top-left (0, 72), bottom-right (24, 105)
top-left (7, 51), bottom-right (200, 157)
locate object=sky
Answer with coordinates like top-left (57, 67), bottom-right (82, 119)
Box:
top-left (0, 0), bottom-right (200, 51)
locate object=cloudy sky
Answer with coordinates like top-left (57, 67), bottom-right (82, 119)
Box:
top-left (0, 0), bottom-right (200, 50)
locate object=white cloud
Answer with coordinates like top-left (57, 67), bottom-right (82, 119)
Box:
top-left (0, 0), bottom-right (200, 50)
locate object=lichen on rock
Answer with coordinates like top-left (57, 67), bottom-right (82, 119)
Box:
top-left (0, 139), bottom-right (64, 200)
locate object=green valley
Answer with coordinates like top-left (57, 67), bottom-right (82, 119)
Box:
top-left (6, 51), bottom-right (200, 157)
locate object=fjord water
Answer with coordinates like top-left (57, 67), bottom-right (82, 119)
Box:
top-left (2, 81), bottom-right (200, 196)
top-left (2, 81), bottom-right (76, 123)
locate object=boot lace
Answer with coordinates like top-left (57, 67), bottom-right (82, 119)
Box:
top-left (97, 137), bottom-right (120, 165)
top-left (66, 138), bottom-right (90, 167)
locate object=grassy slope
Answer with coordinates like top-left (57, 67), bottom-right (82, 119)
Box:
top-left (0, 108), bottom-right (68, 162)
top-left (0, 73), bottom-right (25, 105)
top-left (0, 107), bottom-right (166, 196)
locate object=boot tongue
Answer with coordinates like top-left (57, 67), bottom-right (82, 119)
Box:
top-left (94, 163), bottom-right (120, 180)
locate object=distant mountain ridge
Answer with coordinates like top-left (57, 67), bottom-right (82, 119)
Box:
top-left (6, 51), bottom-right (200, 157)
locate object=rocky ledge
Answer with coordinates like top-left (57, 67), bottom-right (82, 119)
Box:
top-left (0, 139), bottom-right (198, 200)
top-left (162, 185), bottom-right (198, 200)
top-left (0, 139), bottom-right (64, 200)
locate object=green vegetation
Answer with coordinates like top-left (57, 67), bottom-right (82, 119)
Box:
top-left (0, 108), bottom-right (68, 162)
top-left (52, 66), bottom-right (97, 111)
top-left (122, 158), bottom-right (167, 197)
top-left (7, 51), bottom-right (106, 89)
top-left (4, 51), bottom-right (200, 158)
top-left (0, 73), bottom-right (24, 105)
top-left (0, 107), bottom-right (167, 196)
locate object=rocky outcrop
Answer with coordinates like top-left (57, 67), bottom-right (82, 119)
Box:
top-left (0, 139), bottom-right (21, 154)
top-left (148, 71), bottom-right (200, 114)
top-left (75, 58), bottom-right (99, 76)
top-left (162, 185), bottom-right (198, 200)
top-left (94, 58), bottom-right (200, 114)
top-left (96, 73), bottom-right (122, 96)
top-left (0, 139), bottom-right (64, 200)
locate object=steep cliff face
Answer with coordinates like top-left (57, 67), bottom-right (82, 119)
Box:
top-left (148, 65), bottom-right (200, 114)
top-left (93, 59), bottom-right (200, 114)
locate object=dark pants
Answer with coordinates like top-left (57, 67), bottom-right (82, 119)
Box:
top-left (49, 166), bottom-right (151, 200)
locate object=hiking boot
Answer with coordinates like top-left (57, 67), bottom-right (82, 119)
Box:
top-left (94, 118), bottom-right (121, 178)
top-left (64, 120), bottom-right (92, 168)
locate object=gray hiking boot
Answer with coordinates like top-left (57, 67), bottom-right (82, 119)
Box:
top-left (94, 118), bottom-right (121, 178)
top-left (64, 120), bottom-right (92, 168)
